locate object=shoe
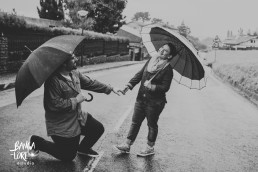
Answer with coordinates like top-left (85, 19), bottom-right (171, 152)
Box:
top-left (27, 135), bottom-right (39, 158)
top-left (113, 143), bottom-right (130, 153)
top-left (77, 148), bottom-right (99, 157)
top-left (137, 146), bottom-right (154, 157)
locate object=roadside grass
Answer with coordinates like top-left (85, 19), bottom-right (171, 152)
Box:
top-left (205, 50), bottom-right (258, 106)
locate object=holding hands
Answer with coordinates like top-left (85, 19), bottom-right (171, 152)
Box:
top-left (112, 87), bottom-right (124, 96)
top-left (115, 85), bottom-right (130, 95)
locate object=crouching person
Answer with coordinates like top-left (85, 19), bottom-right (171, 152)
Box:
top-left (28, 54), bottom-right (120, 161)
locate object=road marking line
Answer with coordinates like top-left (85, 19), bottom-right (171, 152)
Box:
top-left (83, 151), bottom-right (104, 172)
top-left (113, 105), bottom-right (133, 133)
top-left (83, 106), bottom-right (133, 171)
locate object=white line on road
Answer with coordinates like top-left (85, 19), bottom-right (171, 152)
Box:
top-left (113, 105), bottom-right (133, 133)
top-left (82, 106), bottom-right (133, 171)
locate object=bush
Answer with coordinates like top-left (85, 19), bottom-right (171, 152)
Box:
top-left (0, 12), bottom-right (129, 43)
top-left (0, 13), bottom-right (26, 33)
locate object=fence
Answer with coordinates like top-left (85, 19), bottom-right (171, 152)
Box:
top-left (0, 32), bottom-right (129, 74)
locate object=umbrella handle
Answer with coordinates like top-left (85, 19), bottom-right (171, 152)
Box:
top-left (84, 93), bottom-right (93, 102)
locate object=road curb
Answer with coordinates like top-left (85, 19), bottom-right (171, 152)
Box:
top-left (0, 62), bottom-right (143, 92)
top-left (211, 70), bottom-right (258, 108)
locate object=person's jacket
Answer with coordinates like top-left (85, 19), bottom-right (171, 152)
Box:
top-left (127, 60), bottom-right (173, 104)
top-left (43, 70), bottom-right (112, 138)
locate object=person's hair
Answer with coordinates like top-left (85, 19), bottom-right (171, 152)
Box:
top-left (63, 54), bottom-right (75, 64)
top-left (166, 43), bottom-right (177, 57)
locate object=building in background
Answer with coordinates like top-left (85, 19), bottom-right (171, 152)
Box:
top-left (223, 36), bottom-right (258, 50)
top-left (117, 21), bottom-right (144, 61)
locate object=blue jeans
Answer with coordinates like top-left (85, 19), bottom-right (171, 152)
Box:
top-left (127, 100), bottom-right (165, 147)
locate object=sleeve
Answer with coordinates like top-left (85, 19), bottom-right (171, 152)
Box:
top-left (127, 60), bottom-right (149, 90)
top-left (78, 72), bottom-right (112, 94)
top-left (44, 77), bottom-right (75, 112)
top-left (151, 66), bottom-right (173, 93)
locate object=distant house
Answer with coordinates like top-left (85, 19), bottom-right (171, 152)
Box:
top-left (117, 25), bottom-right (141, 44)
top-left (222, 36), bottom-right (258, 50)
top-left (116, 22), bottom-right (143, 61)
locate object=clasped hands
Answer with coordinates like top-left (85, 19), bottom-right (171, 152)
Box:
top-left (76, 81), bottom-right (152, 102)
top-left (75, 86), bottom-right (128, 102)
top-left (113, 85), bottom-right (129, 96)
top-left (114, 80), bottom-right (152, 96)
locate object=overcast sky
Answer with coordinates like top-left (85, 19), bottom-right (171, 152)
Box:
top-left (1, 0), bottom-right (258, 40)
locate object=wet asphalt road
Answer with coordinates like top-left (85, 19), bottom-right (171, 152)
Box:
top-left (1, 64), bottom-right (258, 172)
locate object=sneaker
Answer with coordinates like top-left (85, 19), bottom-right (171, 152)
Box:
top-left (137, 146), bottom-right (154, 157)
top-left (27, 135), bottom-right (39, 158)
top-left (77, 148), bottom-right (99, 157)
top-left (113, 143), bottom-right (130, 153)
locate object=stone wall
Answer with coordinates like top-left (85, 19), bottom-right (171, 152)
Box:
top-left (0, 32), bottom-right (129, 74)
top-left (0, 32), bottom-right (130, 74)
top-left (78, 54), bottom-right (130, 66)
top-left (0, 33), bottom-right (8, 74)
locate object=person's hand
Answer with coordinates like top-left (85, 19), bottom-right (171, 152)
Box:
top-left (117, 85), bottom-right (129, 95)
top-left (122, 86), bottom-right (129, 95)
top-left (76, 93), bottom-right (85, 103)
top-left (144, 80), bottom-right (152, 90)
top-left (112, 87), bottom-right (123, 96)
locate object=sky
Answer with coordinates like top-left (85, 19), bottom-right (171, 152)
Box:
top-left (0, 0), bottom-right (258, 40)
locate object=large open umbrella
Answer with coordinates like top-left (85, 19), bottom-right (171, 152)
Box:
top-left (140, 25), bottom-right (207, 90)
top-left (15, 35), bottom-right (89, 107)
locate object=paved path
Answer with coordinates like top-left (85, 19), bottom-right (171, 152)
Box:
top-left (0, 60), bottom-right (144, 91)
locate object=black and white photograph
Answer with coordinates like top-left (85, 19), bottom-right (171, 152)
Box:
top-left (0, 0), bottom-right (258, 171)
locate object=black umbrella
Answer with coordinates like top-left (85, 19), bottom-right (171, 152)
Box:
top-left (15, 35), bottom-right (92, 107)
top-left (140, 25), bottom-right (207, 89)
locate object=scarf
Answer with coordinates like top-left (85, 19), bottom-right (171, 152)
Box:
top-left (147, 53), bottom-right (168, 73)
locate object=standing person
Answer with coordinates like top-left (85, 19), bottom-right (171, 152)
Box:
top-left (28, 54), bottom-right (121, 161)
top-left (114, 43), bottom-right (177, 157)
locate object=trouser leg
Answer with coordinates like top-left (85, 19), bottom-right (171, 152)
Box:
top-left (33, 135), bottom-right (80, 161)
top-left (145, 102), bottom-right (165, 147)
top-left (79, 114), bottom-right (105, 151)
top-left (127, 101), bottom-right (146, 145)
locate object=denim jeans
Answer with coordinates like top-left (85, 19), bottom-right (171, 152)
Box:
top-left (127, 100), bottom-right (165, 147)
top-left (34, 114), bottom-right (104, 161)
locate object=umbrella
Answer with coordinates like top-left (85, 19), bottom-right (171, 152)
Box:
top-left (15, 35), bottom-right (92, 107)
top-left (140, 25), bottom-right (207, 90)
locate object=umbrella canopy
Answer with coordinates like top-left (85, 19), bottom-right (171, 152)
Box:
top-left (140, 25), bottom-right (206, 89)
top-left (15, 35), bottom-right (86, 107)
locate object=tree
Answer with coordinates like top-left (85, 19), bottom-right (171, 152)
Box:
top-left (66, 0), bottom-right (127, 33)
top-left (65, 0), bottom-right (95, 30)
top-left (177, 21), bottom-right (190, 38)
top-left (91, 0), bottom-right (127, 33)
top-left (132, 12), bottom-right (151, 22)
top-left (37, 0), bottom-right (64, 20)
top-left (227, 30), bottom-right (231, 38)
top-left (151, 18), bottom-right (163, 24)
top-left (161, 22), bottom-right (175, 30)
top-left (188, 35), bottom-right (207, 50)
top-left (238, 28), bottom-right (244, 36)
top-left (247, 29), bottom-right (252, 36)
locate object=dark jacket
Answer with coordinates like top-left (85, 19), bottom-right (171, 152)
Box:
top-left (127, 60), bottom-right (173, 104)
top-left (43, 70), bottom-right (112, 138)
